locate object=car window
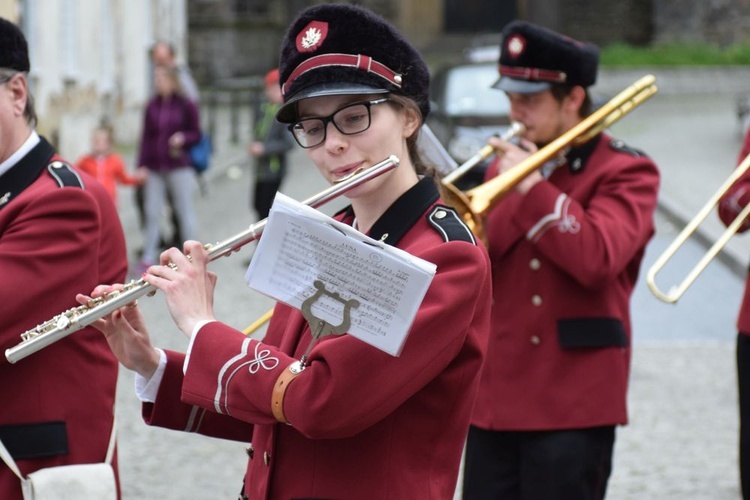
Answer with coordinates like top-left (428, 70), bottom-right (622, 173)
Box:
top-left (444, 64), bottom-right (510, 117)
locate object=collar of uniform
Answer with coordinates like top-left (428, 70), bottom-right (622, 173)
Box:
top-left (0, 137), bottom-right (56, 209)
top-left (564, 133), bottom-right (601, 174)
top-left (338, 177), bottom-right (439, 246)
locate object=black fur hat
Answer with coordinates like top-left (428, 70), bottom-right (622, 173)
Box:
top-left (493, 21), bottom-right (599, 94)
top-left (276, 3), bottom-right (430, 123)
top-left (0, 18), bottom-right (29, 72)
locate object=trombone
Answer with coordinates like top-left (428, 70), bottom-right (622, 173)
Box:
top-left (646, 153), bottom-right (750, 303)
top-left (440, 74), bottom-right (659, 244)
top-left (440, 121), bottom-right (525, 186)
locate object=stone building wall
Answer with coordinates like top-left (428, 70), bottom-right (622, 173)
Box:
top-left (653, 0), bottom-right (750, 45)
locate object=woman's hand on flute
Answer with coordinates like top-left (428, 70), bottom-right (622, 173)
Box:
top-left (142, 240), bottom-right (218, 339)
top-left (76, 284), bottom-right (160, 379)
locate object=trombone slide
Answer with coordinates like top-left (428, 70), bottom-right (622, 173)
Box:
top-left (6, 155), bottom-right (400, 364)
top-left (646, 152), bottom-right (750, 303)
top-left (441, 122), bottom-right (525, 186)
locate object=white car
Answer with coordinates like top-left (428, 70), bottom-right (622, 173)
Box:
top-left (427, 61), bottom-right (512, 189)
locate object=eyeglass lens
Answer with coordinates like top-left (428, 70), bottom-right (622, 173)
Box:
top-left (290, 99), bottom-right (387, 148)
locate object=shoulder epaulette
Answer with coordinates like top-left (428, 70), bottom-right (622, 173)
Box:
top-left (609, 138), bottom-right (647, 158)
top-left (426, 205), bottom-right (476, 244)
top-left (47, 161), bottom-right (84, 188)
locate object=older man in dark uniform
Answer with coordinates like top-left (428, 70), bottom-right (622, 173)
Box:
top-left (0, 18), bottom-right (128, 499)
top-left (463, 21), bottom-right (660, 500)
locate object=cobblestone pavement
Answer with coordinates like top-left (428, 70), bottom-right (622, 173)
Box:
top-left (109, 71), bottom-right (750, 499)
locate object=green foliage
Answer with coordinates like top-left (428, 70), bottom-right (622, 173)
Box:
top-left (600, 42), bottom-right (750, 66)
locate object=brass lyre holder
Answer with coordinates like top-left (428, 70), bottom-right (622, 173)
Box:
top-left (290, 280), bottom-right (360, 374)
top-left (6, 155), bottom-right (399, 364)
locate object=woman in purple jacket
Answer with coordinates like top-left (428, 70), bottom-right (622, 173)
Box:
top-left (136, 65), bottom-right (201, 272)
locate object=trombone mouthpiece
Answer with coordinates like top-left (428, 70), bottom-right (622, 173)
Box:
top-left (503, 122), bottom-right (525, 141)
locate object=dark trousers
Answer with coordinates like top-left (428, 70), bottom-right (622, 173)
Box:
top-left (738, 332), bottom-right (750, 499)
top-left (253, 179), bottom-right (282, 220)
top-left (463, 425), bottom-right (615, 500)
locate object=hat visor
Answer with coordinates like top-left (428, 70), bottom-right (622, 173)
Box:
top-left (276, 82), bottom-right (389, 123)
top-left (491, 76), bottom-right (551, 94)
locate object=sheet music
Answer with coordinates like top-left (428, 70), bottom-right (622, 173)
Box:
top-left (246, 193), bottom-right (436, 356)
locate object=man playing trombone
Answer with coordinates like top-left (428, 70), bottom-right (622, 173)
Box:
top-left (718, 130), bottom-right (750, 499)
top-left (463, 21), bottom-right (660, 500)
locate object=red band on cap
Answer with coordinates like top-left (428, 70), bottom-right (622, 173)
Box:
top-left (499, 65), bottom-right (567, 84)
top-left (282, 53), bottom-right (402, 96)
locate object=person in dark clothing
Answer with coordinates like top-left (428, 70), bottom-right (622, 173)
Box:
top-left (248, 68), bottom-right (295, 220)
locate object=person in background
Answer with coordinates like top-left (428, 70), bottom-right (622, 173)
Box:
top-left (80, 4), bottom-right (492, 498)
top-left (76, 124), bottom-right (147, 208)
top-left (718, 129), bottom-right (750, 499)
top-left (0, 18), bottom-right (128, 499)
top-left (248, 68), bottom-right (295, 221)
top-left (134, 65), bottom-right (200, 275)
top-left (463, 21), bottom-right (660, 500)
top-left (149, 40), bottom-right (200, 104)
top-left (136, 39), bottom-right (200, 250)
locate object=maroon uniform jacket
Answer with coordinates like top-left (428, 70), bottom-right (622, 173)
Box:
top-left (471, 133), bottom-right (659, 431)
top-left (718, 130), bottom-right (750, 333)
top-left (0, 137), bottom-right (128, 499)
top-left (142, 178), bottom-right (492, 499)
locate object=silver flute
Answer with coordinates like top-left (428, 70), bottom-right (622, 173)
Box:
top-left (6, 155), bottom-right (400, 364)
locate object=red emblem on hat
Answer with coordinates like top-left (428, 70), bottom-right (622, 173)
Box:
top-left (506, 34), bottom-right (525, 59)
top-left (296, 20), bottom-right (328, 53)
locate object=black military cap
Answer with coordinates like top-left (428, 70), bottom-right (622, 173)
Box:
top-left (276, 3), bottom-right (430, 123)
top-left (493, 21), bottom-right (599, 94)
top-left (0, 18), bottom-right (29, 73)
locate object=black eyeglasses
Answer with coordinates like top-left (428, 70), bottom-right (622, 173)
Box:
top-left (288, 97), bottom-right (389, 148)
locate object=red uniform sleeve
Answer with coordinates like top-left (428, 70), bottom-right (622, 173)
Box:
top-left (508, 156), bottom-right (659, 288)
top-left (179, 240), bottom-right (490, 439)
top-left (718, 130), bottom-right (750, 232)
top-left (142, 350), bottom-right (253, 441)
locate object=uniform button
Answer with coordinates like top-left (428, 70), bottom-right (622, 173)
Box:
top-left (530, 335), bottom-right (541, 345)
top-left (263, 452), bottom-right (271, 466)
top-left (434, 209), bottom-right (447, 219)
top-left (529, 258), bottom-right (541, 270)
top-left (531, 295), bottom-right (542, 306)
top-left (49, 161), bottom-right (65, 169)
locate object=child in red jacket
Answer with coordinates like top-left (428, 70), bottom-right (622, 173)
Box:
top-left (76, 125), bottom-right (147, 207)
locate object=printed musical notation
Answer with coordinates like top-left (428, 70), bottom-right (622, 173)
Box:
top-left (245, 193), bottom-right (436, 356)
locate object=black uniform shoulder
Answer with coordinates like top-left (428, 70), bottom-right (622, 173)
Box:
top-left (608, 138), bottom-right (648, 159)
top-left (47, 161), bottom-right (84, 188)
top-left (426, 205), bottom-right (476, 244)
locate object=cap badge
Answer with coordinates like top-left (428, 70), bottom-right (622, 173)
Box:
top-left (506, 34), bottom-right (526, 58)
top-left (297, 20), bottom-right (328, 53)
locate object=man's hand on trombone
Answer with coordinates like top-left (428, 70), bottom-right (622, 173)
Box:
top-left (488, 134), bottom-right (543, 195)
